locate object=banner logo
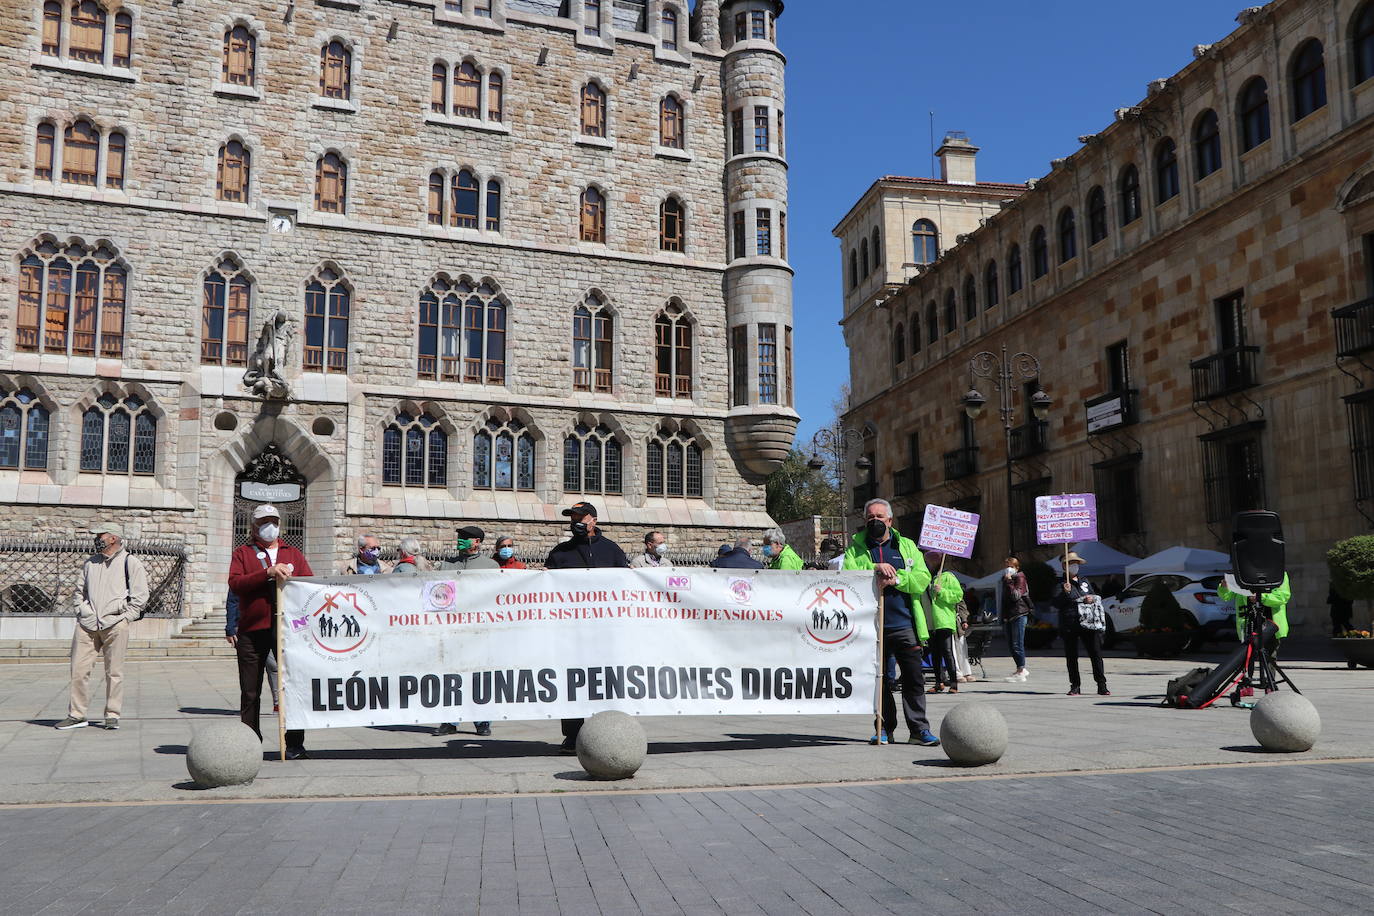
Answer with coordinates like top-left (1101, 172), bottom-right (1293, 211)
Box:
top-left (304, 588), bottom-right (378, 660)
top-left (727, 577), bottom-right (754, 604)
top-left (666, 575), bottom-right (692, 590)
top-left (800, 580), bottom-right (860, 648)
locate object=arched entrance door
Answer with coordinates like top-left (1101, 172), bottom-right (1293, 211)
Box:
top-left (233, 443), bottom-right (307, 550)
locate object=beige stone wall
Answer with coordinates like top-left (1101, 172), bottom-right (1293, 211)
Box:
top-left (839, 0), bottom-right (1374, 635)
top-left (0, 0), bottom-right (797, 621)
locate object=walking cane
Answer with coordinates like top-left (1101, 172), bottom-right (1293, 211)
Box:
top-left (275, 579), bottom-right (287, 762)
top-left (873, 578), bottom-right (884, 745)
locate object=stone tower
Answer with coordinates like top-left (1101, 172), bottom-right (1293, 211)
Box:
top-left (719, 0), bottom-right (797, 477)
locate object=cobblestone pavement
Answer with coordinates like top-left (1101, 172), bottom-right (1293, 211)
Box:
top-left (2, 761), bottom-right (1372, 915)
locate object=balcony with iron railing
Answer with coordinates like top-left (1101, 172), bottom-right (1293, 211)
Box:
top-left (893, 466), bottom-right (921, 497)
top-left (1333, 296), bottom-right (1374, 358)
top-left (1189, 345), bottom-right (1260, 401)
top-left (1008, 420), bottom-right (1048, 460)
top-left (943, 446), bottom-right (978, 481)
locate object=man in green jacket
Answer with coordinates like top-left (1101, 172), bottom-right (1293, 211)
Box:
top-left (762, 528), bottom-right (804, 570)
top-left (843, 498), bottom-right (939, 747)
top-left (1218, 573), bottom-right (1290, 653)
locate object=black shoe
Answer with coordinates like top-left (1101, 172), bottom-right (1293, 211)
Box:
top-left (433, 723), bottom-right (458, 737)
top-left (285, 747), bottom-right (310, 760)
top-left (558, 740), bottom-right (577, 756)
top-left (475, 722), bottom-right (492, 737)
top-left (1097, 687), bottom-right (1111, 696)
top-left (1067, 688), bottom-right (1081, 696)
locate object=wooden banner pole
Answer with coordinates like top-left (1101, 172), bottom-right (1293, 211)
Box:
top-left (275, 578), bottom-right (287, 762)
top-left (1064, 543), bottom-right (1071, 588)
top-left (874, 578), bottom-right (884, 745)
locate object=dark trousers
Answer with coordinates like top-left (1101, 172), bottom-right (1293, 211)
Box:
top-left (561, 718), bottom-right (583, 744)
top-left (881, 627), bottom-right (929, 737)
top-left (1061, 625), bottom-right (1107, 690)
top-left (237, 628), bottom-right (304, 750)
top-left (929, 628), bottom-right (958, 687)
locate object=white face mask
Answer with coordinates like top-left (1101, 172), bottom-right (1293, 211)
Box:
top-left (257, 523), bottom-right (280, 542)
top-left (1004, 566), bottom-right (1016, 577)
top-left (654, 543), bottom-right (669, 557)
top-left (1067, 564), bottom-right (1081, 576)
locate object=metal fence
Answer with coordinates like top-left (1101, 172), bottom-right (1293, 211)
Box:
top-left (0, 539), bottom-right (188, 617)
top-left (381, 545), bottom-right (838, 571)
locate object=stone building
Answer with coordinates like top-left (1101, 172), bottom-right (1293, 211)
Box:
top-left (0, 0), bottom-right (796, 632)
top-left (838, 0), bottom-right (1374, 634)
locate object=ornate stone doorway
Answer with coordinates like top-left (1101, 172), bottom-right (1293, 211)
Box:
top-left (233, 443), bottom-right (307, 550)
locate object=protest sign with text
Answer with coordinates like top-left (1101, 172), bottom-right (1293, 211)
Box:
top-left (1035, 493), bottom-right (1098, 544)
top-left (278, 568), bottom-right (878, 730)
top-left (917, 505), bottom-right (980, 559)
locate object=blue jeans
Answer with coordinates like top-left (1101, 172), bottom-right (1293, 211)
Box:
top-left (1004, 616), bottom-right (1027, 669)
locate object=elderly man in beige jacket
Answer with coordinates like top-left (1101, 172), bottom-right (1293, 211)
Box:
top-left (55, 524), bottom-right (149, 731)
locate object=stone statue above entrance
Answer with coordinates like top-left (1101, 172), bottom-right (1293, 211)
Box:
top-left (243, 309), bottom-right (293, 400)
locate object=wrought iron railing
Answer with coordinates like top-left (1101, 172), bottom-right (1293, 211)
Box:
top-left (893, 466), bottom-right (921, 497)
top-left (851, 480), bottom-right (878, 511)
top-left (1333, 296), bottom-right (1374, 358)
top-left (943, 446), bottom-right (978, 480)
top-left (0, 539), bottom-right (187, 617)
top-left (1009, 420), bottom-right (1049, 460)
top-left (1190, 345), bottom-right (1260, 400)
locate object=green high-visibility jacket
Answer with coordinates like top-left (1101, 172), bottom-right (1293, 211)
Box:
top-left (842, 529), bottom-right (931, 641)
top-left (1218, 573), bottom-right (1290, 640)
top-left (926, 570), bottom-right (964, 632)
top-left (767, 544), bottom-right (804, 570)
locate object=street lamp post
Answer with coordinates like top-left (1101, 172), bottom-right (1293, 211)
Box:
top-left (961, 345), bottom-right (1051, 557)
top-left (807, 425), bottom-right (872, 530)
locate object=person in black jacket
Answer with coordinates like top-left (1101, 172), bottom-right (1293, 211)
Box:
top-left (709, 536), bottom-right (763, 569)
top-left (544, 501), bottom-right (629, 753)
top-left (1051, 552), bottom-right (1110, 696)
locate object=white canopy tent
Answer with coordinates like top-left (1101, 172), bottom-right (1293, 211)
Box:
top-left (1125, 546), bottom-right (1230, 581)
top-left (1046, 541), bottom-right (1141, 578)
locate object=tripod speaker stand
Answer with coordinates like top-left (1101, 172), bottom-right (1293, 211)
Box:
top-left (1227, 598), bottom-right (1300, 707)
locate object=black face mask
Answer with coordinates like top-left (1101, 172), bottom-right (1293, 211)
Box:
top-left (570, 521), bottom-right (590, 537)
top-left (865, 519), bottom-right (888, 542)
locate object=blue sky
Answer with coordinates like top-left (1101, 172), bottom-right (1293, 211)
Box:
top-left (782, 1), bottom-right (1247, 447)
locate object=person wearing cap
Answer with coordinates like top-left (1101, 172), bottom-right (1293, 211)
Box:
top-left (709, 535), bottom-right (762, 569)
top-left (341, 532), bottom-right (393, 575)
top-left (440, 526), bottom-right (500, 571)
top-left (630, 531), bottom-right (671, 568)
top-left (1052, 551), bottom-right (1110, 697)
top-left (55, 524), bottom-right (149, 731)
top-left (227, 504), bottom-right (314, 758)
top-left (433, 525), bottom-right (498, 738)
top-left (544, 501), bottom-right (629, 753)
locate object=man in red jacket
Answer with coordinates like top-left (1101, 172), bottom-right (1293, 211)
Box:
top-left (227, 504), bottom-right (313, 759)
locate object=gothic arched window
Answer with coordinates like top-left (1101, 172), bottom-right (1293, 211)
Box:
top-left (1057, 207), bottom-right (1077, 263)
top-left (1238, 77), bottom-right (1271, 151)
top-left (655, 304), bottom-right (693, 398)
top-left (320, 40), bottom-right (351, 99)
top-left (416, 276), bottom-right (506, 384)
top-left (1289, 38), bottom-right (1327, 120)
top-left (581, 82), bottom-right (607, 137)
top-left (580, 187), bottom-right (606, 243)
top-left (382, 411), bottom-right (448, 487)
top-left (646, 427), bottom-right (702, 497)
top-left (223, 25), bottom-right (256, 85)
top-left (314, 152), bottom-right (347, 213)
top-left (202, 257), bottom-right (252, 366)
top-left (455, 61), bottom-right (481, 118)
top-left (563, 423), bottom-right (622, 494)
top-left (573, 294), bottom-right (613, 393)
top-left (80, 391), bottom-right (156, 475)
top-left (217, 140), bottom-right (251, 202)
top-left (1086, 186), bottom-right (1108, 243)
top-left (1007, 244), bottom-right (1023, 293)
top-left (473, 416), bottom-right (534, 491)
top-left (660, 95), bottom-right (684, 149)
top-left (17, 239), bottom-right (126, 359)
top-left (0, 387), bottom-right (50, 470)
top-left (1193, 110), bottom-right (1221, 179)
top-left (451, 169), bottom-right (479, 228)
top-left (1154, 139), bottom-right (1179, 203)
top-left (660, 196), bottom-right (685, 251)
top-left (984, 260), bottom-right (1000, 308)
top-left (304, 268), bottom-right (350, 373)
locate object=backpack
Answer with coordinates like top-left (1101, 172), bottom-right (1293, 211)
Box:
top-left (954, 598), bottom-right (970, 627)
top-left (1162, 667), bottom-right (1213, 708)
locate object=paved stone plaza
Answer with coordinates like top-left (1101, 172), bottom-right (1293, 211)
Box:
top-left (1, 642), bottom-right (1372, 913)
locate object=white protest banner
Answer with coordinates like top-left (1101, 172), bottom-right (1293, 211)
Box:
top-left (1035, 493), bottom-right (1098, 544)
top-left (278, 568), bottom-right (878, 730)
top-left (918, 505), bottom-right (980, 559)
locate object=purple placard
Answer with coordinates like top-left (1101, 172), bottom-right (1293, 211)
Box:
top-left (918, 504), bottom-right (981, 559)
top-left (1035, 493), bottom-right (1098, 544)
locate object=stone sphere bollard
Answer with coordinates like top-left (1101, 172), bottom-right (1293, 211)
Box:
top-left (938, 702), bottom-right (1008, 767)
top-left (186, 721), bottom-right (263, 787)
top-left (575, 710), bottom-right (648, 780)
top-left (1250, 692), bottom-right (1321, 752)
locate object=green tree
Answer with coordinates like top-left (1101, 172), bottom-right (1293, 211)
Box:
top-left (1328, 535), bottom-right (1374, 629)
top-left (766, 449), bottom-right (841, 523)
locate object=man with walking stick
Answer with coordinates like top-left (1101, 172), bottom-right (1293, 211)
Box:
top-left (843, 498), bottom-right (940, 747)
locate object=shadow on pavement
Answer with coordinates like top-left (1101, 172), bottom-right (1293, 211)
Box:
top-left (1093, 700), bottom-right (1166, 708)
top-left (647, 733), bottom-right (861, 754)
top-left (24, 719), bottom-right (60, 728)
top-left (154, 744), bottom-right (188, 756)
top-left (1221, 744), bottom-right (1286, 755)
top-left (296, 740), bottom-right (564, 760)
top-left (368, 724), bottom-right (443, 735)
top-left (178, 707), bottom-right (239, 717)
